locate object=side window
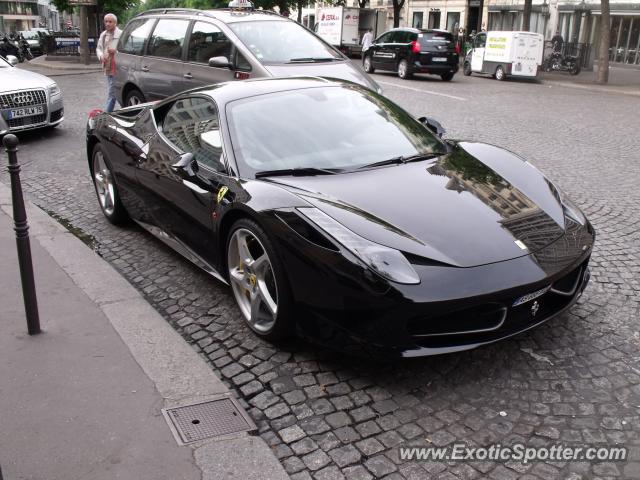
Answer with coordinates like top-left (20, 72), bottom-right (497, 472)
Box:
top-left (187, 21), bottom-right (232, 64)
top-left (376, 32), bottom-right (392, 44)
top-left (147, 19), bottom-right (189, 60)
top-left (162, 97), bottom-right (225, 173)
top-left (393, 31), bottom-right (410, 43)
top-left (118, 18), bottom-right (155, 54)
top-left (475, 33), bottom-right (486, 48)
top-left (234, 49), bottom-right (251, 71)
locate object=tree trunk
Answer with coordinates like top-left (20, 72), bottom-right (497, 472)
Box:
top-left (596, 0), bottom-right (610, 83)
top-left (297, 0), bottom-right (302, 23)
top-left (522, 0), bottom-right (532, 31)
top-left (392, 0), bottom-right (404, 28)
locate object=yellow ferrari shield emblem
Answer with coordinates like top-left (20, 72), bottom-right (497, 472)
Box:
top-left (217, 186), bottom-right (229, 203)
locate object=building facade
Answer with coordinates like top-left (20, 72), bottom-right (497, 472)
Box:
top-left (407, 0), bottom-right (640, 65)
top-left (1, 0), bottom-right (58, 33)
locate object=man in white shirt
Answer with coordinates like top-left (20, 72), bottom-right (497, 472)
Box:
top-left (361, 28), bottom-right (373, 61)
top-left (96, 13), bottom-right (122, 112)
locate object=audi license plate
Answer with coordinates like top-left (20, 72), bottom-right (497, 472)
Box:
top-left (432, 57), bottom-right (447, 62)
top-left (9, 106), bottom-right (44, 119)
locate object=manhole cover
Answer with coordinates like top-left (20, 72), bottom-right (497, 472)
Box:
top-left (163, 395), bottom-right (256, 445)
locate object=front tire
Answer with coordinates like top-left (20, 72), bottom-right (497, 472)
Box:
top-left (363, 54), bottom-right (375, 73)
top-left (569, 62), bottom-right (581, 75)
top-left (495, 65), bottom-right (506, 81)
top-left (91, 144), bottom-right (129, 225)
top-left (226, 218), bottom-right (293, 341)
top-left (124, 88), bottom-right (146, 106)
top-left (397, 59), bottom-right (413, 79)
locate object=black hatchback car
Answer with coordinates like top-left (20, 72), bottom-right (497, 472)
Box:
top-left (363, 28), bottom-right (459, 81)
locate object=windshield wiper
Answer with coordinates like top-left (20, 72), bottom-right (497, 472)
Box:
top-left (355, 153), bottom-right (446, 170)
top-left (255, 167), bottom-right (341, 178)
top-left (287, 57), bottom-right (341, 63)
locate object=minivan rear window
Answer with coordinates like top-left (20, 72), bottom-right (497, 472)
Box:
top-left (119, 18), bottom-right (155, 55)
top-left (418, 32), bottom-right (454, 50)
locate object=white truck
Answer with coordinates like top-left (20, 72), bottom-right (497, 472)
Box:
top-left (463, 31), bottom-right (544, 80)
top-left (315, 7), bottom-right (387, 57)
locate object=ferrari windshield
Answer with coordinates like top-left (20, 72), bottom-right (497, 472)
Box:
top-left (227, 86), bottom-right (445, 177)
top-left (228, 20), bottom-right (341, 64)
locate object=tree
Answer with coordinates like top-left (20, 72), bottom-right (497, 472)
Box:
top-left (596, 0), bottom-right (610, 83)
top-left (522, 0), bottom-right (532, 31)
top-left (392, 0), bottom-right (404, 28)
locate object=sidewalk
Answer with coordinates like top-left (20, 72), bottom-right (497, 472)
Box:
top-left (18, 54), bottom-right (101, 76)
top-left (0, 182), bottom-right (289, 480)
top-left (540, 64), bottom-right (640, 97)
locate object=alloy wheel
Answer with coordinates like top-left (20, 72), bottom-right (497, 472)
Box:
top-left (93, 150), bottom-right (115, 216)
top-left (227, 228), bottom-right (278, 333)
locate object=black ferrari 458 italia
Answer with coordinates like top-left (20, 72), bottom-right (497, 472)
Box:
top-left (86, 77), bottom-right (594, 358)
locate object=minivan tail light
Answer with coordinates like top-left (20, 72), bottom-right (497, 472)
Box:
top-left (88, 108), bottom-right (103, 119)
top-left (410, 41), bottom-right (421, 53)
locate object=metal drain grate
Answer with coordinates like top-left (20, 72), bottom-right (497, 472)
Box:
top-left (163, 396), bottom-right (256, 445)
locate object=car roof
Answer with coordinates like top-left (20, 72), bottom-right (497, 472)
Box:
top-left (135, 8), bottom-right (288, 24)
top-left (388, 27), bottom-right (453, 34)
top-left (166, 77), bottom-right (360, 106)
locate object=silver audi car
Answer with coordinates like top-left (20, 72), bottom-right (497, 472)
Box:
top-left (0, 55), bottom-right (64, 135)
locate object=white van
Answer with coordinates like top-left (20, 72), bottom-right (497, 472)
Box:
top-left (463, 31), bottom-right (544, 81)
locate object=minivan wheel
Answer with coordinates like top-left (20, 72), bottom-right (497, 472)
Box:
top-left (495, 65), bottom-right (506, 81)
top-left (124, 88), bottom-right (146, 106)
top-left (363, 55), bottom-right (375, 73)
top-left (463, 62), bottom-right (472, 76)
top-left (398, 59), bottom-right (413, 79)
top-left (441, 72), bottom-right (454, 81)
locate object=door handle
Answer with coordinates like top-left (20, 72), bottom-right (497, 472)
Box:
top-left (183, 73), bottom-right (193, 79)
top-left (141, 65), bottom-right (149, 72)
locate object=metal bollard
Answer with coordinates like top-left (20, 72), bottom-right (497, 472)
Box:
top-left (3, 134), bottom-right (40, 335)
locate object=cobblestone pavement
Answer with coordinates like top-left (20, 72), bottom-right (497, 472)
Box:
top-left (3, 70), bottom-right (640, 479)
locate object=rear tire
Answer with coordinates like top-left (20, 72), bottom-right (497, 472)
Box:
top-left (397, 59), bottom-right (413, 79)
top-left (226, 218), bottom-right (294, 341)
top-left (441, 72), bottom-right (454, 81)
top-left (463, 62), bottom-right (472, 76)
top-left (495, 65), bottom-right (506, 81)
top-left (363, 54), bottom-right (375, 73)
top-left (569, 63), bottom-right (581, 75)
top-left (124, 88), bottom-right (146, 106)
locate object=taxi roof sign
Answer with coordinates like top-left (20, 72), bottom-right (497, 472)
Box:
top-left (228, 0), bottom-right (253, 9)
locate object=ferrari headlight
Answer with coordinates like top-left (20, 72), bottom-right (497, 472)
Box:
top-left (298, 207), bottom-right (420, 285)
top-left (47, 83), bottom-right (61, 96)
top-left (556, 186), bottom-right (586, 226)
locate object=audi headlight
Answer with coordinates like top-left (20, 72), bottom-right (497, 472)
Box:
top-left (298, 207), bottom-right (420, 285)
top-left (47, 83), bottom-right (61, 96)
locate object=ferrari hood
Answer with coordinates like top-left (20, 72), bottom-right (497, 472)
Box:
top-left (268, 142), bottom-right (568, 268)
top-left (264, 62), bottom-right (381, 92)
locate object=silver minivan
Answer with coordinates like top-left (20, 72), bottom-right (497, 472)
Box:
top-left (115, 7), bottom-right (381, 106)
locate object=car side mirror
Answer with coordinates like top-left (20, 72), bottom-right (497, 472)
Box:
top-left (208, 56), bottom-right (231, 69)
top-left (171, 152), bottom-right (198, 178)
top-left (6, 55), bottom-right (18, 66)
top-left (418, 117), bottom-right (446, 138)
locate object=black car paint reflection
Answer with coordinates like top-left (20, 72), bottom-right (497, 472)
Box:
top-left (86, 77), bottom-right (594, 358)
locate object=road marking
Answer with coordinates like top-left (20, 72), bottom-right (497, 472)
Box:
top-left (377, 80), bottom-right (467, 101)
